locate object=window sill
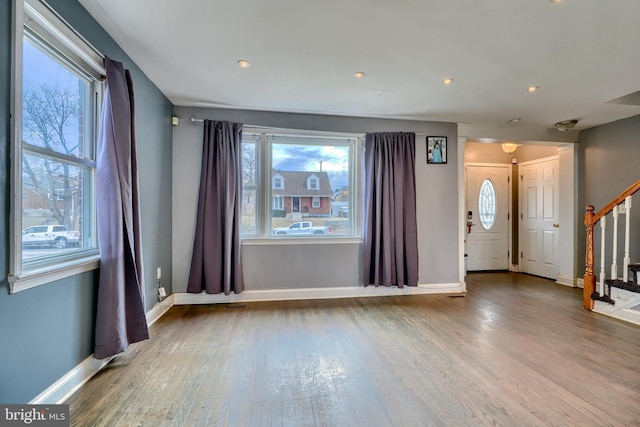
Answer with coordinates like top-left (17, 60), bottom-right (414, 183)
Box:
top-left (8, 254), bottom-right (100, 293)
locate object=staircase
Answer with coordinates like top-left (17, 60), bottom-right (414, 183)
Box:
top-left (583, 180), bottom-right (640, 325)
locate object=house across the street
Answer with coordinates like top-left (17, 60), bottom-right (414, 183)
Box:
top-left (272, 171), bottom-right (332, 217)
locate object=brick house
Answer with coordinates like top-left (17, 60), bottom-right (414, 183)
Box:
top-left (272, 171), bottom-right (332, 217)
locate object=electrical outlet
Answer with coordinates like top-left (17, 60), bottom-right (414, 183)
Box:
top-left (157, 267), bottom-right (162, 280)
top-left (158, 287), bottom-right (166, 298)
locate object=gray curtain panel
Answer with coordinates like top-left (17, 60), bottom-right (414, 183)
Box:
top-left (363, 132), bottom-right (419, 287)
top-left (94, 57), bottom-right (149, 359)
top-left (187, 120), bottom-right (245, 295)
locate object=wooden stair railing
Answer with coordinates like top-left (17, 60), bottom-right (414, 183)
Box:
top-left (584, 179), bottom-right (640, 309)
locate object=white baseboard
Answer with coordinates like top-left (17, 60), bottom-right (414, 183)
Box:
top-left (174, 282), bottom-right (466, 305)
top-left (576, 278), bottom-right (584, 288)
top-left (30, 294), bottom-right (176, 405)
top-left (555, 275), bottom-right (577, 287)
top-left (29, 355), bottom-right (114, 405)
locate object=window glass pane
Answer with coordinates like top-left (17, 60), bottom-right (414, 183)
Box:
top-left (478, 179), bottom-right (497, 230)
top-left (23, 34), bottom-right (90, 159)
top-left (271, 142), bottom-right (350, 237)
top-left (241, 141), bottom-right (257, 236)
top-left (22, 153), bottom-right (91, 260)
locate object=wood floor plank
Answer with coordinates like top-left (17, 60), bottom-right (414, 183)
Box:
top-left (66, 273), bottom-right (640, 426)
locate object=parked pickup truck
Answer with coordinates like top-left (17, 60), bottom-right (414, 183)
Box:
top-left (272, 221), bottom-right (331, 235)
top-left (22, 225), bottom-right (79, 249)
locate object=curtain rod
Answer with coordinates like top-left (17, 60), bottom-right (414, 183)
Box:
top-left (189, 117), bottom-right (282, 131)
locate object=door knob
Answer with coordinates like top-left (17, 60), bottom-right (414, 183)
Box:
top-left (553, 223), bottom-right (559, 228)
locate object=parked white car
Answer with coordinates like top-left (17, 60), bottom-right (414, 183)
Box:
top-left (273, 221), bottom-right (331, 235)
top-left (22, 225), bottom-right (79, 249)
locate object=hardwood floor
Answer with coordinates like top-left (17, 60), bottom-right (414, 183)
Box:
top-left (66, 273), bottom-right (640, 426)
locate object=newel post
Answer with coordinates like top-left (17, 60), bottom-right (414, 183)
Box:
top-left (584, 205), bottom-right (596, 310)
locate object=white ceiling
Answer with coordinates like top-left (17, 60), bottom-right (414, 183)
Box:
top-left (79, 0), bottom-right (640, 137)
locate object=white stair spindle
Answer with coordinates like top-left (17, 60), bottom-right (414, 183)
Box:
top-left (599, 215), bottom-right (606, 296)
top-left (611, 205), bottom-right (619, 280)
top-left (623, 196), bottom-right (632, 282)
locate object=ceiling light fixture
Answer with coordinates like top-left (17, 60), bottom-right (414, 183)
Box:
top-left (502, 142), bottom-right (518, 154)
top-left (442, 77), bottom-right (454, 85)
top-left (554, 119), bottom-right (578, 131)
top-left (509, 118), bottom-right (521, 124)
top-left (527, 85), bottom-right (539, 92)
top-left (237, 59), bottom-right (251, 68)
top-left (354, 72), bottom-right (365, 79)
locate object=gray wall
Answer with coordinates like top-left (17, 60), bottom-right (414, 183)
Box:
top-left (172, 106), bottom-right (459, 292)
top-left (0, 0), bottom-right (173, 403)
top-left (577, 115), bottom-right (640, 278)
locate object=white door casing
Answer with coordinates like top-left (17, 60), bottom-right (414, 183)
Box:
top-left (519, 156), bottom-right (560, 279)
top-left (465, 163), bottom-right (510, 271)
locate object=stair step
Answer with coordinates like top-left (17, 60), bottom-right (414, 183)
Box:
top-left (605, 279), bottom-right (640, 293)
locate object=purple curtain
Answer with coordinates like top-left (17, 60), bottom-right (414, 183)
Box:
top-left (94, 58), bottom-right (148, 359)
top-left (187, 120), bottom-right (244, 295)
top-left (363, 132), bottom-right (419, 287)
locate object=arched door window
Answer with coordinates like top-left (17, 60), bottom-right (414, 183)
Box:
top-left (478, 179), bottom-right (497, 230)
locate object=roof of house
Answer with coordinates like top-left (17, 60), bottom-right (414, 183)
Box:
top-left (272, 171), bottom-right (332, 197)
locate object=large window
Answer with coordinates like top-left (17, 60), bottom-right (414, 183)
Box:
top-left (9, 0), bottom-right (104, 292)
top-left (241, 132), bottom-right (358, 238)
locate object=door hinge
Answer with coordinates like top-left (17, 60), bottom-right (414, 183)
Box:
top-left (521, 252), bottom-right (523, 258)
top-left (508, 175), bottom-right (510, 183)
top-left (520, 174), bottom-right (524, 181)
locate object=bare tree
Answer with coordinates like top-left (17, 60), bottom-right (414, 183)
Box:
top-left (242, 142), bottom-right (256, 204)
top-left (22, 84), bottom-right (82, 229)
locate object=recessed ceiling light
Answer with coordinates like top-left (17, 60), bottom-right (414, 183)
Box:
top-left (527, 85), bottom-right (539, 92)
top-left (237, 59), bottom-right (251, 68)
top-left (509, 118), bottom-right (521, 124)
top-left (354, 72), bottom-right (365, 79)
top-left (549, 0), bottom-right (562, 3)
top-left (442, 78), bottom-right (454, 85)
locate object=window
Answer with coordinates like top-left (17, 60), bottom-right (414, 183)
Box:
top-left (241, 132), bottom-right (358, 238)
top-left (307, 175), bottom-right (319, 190)
top-left (273, 174), bottom-right (283, 189)
top-left (273, 196), bottom-right (284, 210)
top-left (9, 0), bottom-right (104, 292)
top-left (478, 179), bottom-right (497, 230)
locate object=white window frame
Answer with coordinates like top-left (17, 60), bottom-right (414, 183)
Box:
top-left (307, 175), bottom-right (319, 190)
top-left (273, 196), bottom-right (284, 210)
top-left (8, 0), bottom-right (105, 293)
top-left (312, 197), bottom-right (320, 208)
top-left (242, 129), bottom-right (362, 241)
top-left (272, 174), bottom-right (283, 190)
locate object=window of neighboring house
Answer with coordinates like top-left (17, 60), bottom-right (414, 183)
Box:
top-left (273, 175), bottom-right (283, 189)
top-left (9, 0), bottom-right (104, 292)
top-left (307, 175), bottom-right (319, 190)
top-left (241, 132), bottom-right (359, 238)
top-left (273, 196), bottom-right (284, 210)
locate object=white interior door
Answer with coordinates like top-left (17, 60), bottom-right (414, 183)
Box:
top-left (465, 164), bottom-right (510, 271)
top-left (519, 156), bottom-right (560, 279)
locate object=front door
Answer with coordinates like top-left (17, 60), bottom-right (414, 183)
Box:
top-left (465, 164), bottom-right (510, 271)
top-left (519, 156), bottom-right (560, 279)
top-left (292, 197), bottom-right (300, 213)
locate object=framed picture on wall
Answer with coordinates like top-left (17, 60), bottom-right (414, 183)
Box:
top-left (427, 136), bottom-right (447, 164)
